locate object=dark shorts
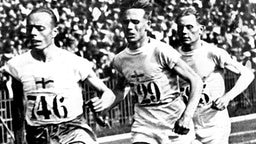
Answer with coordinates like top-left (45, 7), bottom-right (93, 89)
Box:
top-left (26, 115), bottom-right (98, 144)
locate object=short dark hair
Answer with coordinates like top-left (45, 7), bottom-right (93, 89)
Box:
top-left (175, 6), bottom-right (201, 24)
top-left (27, 7), bottom-right (58, 27)
top-left (120, 0), bottom-right (153, 19)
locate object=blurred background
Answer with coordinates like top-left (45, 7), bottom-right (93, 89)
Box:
top-left (0, 0), bottom-right (256, 143)
top-left (0, 0), bottom-right (256, 78)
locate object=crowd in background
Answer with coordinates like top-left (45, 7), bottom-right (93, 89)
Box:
top-left (1, 0), bottom-right (256, 80)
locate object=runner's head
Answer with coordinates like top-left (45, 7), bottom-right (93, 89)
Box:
top-left (26, 7), bottom-right (58, 50)
top-left (175, 7), bottom-right (204, 46)
top-left (119, 0), bottom-right (153, 49)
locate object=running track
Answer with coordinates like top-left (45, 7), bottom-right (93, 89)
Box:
top-left (99, 113), bottom-right (256, 144)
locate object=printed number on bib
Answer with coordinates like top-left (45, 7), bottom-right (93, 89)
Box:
top-left (131, 81), bottom-right (162, 106)
top-left (27, 92), bottom-right (68, 120)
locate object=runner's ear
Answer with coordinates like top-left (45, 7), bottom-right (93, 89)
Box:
top-left (52, 27), bottom-right (58, 38)
top-left (146, 19), bottom-right (151, 32)
top-left (199, 25), bottom-right (205, 36)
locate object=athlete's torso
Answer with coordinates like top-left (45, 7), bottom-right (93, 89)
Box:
top-left (178, 41), bottom-right (230, 103)
top-left (5, 48), bottom-right (92, 126)
top-left (113, 38), bottom-right (181, 106)
top-left (113, 38), bottom-right (187, 134)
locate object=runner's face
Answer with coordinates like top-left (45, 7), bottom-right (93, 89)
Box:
top-left (177, 14), bottom-right (202, 45)
top-left (121, 8), bottom-right (149, 45)
top-left (26, 12), bottom-right (57, 50)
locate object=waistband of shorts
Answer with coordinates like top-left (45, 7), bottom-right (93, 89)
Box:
top-left (26, 114), bottom-right (85, 128)
top-left (137, 92), bottom-right (182, 107)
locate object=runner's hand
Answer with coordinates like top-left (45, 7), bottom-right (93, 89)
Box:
top-left (211, 96), bottom-right (230, 111)
top-left (173, 115), bottom-right (191, 135)
top-left (174, 121), bottom-right (190, 135)
top-left (84, 98), bottom-right (108, 127)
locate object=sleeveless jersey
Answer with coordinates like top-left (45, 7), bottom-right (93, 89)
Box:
top-left (5, 48), bottom-right (93, 126)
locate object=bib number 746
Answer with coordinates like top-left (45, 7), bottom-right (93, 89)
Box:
top-left (27, 93), bottom-right (67, 120)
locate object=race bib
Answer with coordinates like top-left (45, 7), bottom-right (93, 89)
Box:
top-left (26, 92), bottom-right (68, 121)
top-left (130, 81), bottom-right (165, 106)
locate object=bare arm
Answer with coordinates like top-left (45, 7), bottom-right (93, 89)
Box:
top-left (173, 58), bottom-right (203, 129)
top-left (10, 75), bottom-right (26, 144)
top-left (214, 60), bottom-right (254, 109)
top-left (1, 67), bottom-right (26, 143)
top-left (106, 76), bottom-right (130, 111)
top-left (85, 69), bottom-right (116, 112)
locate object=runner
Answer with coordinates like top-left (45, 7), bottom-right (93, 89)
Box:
top-left (3, 7), bottom-right (116, 144)
top-left (176, 6), bottom-right (254, 144)
top-left (110, 0), bottom-right (203, 143)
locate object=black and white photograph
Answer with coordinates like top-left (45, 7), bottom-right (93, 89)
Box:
top-left (0, 0), bottom-right (256, 144)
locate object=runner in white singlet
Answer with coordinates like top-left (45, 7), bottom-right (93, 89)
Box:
top-left (175, 6), bottom-right (254, 144)
top-left (3, 7), bottom-right (116, 144)
top-left (109, 1), bottom-right (203, 144)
